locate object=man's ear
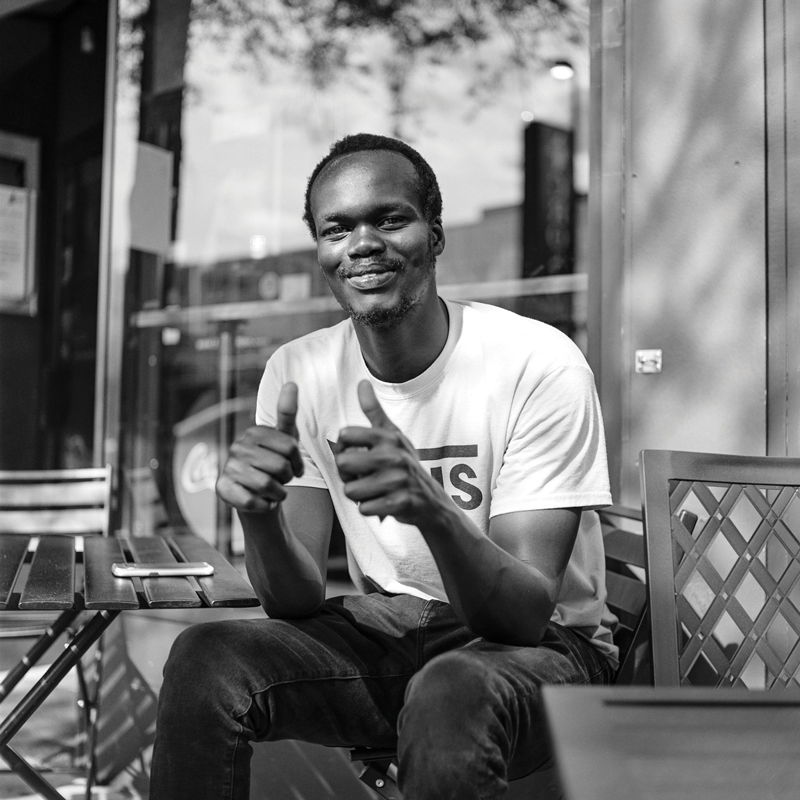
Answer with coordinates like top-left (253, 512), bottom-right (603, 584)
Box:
top-left (430, 222), bottom-right (445, 256)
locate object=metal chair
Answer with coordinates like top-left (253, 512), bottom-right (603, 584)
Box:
top-left (0, 466), bottom-right (113, 791)
top-left (351, 505), bottom-right (650, 799)
top-left (640, 449), bottom-right (800, 688)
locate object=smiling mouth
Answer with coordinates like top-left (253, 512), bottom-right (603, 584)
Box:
top-left (346, 271), bottom-right (396, 290)
top-left (342, 262), bottom-right (400, 291)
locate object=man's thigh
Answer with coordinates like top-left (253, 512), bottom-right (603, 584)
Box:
top-left (398, 622), bottom-right (612, 781)
top-left (458, 624), bottom-right (613, 777)
top-left (221, 593), bottom-right (469, 748)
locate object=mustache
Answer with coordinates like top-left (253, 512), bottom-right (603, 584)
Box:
top-left (339, 257), bottom-right (405, 277)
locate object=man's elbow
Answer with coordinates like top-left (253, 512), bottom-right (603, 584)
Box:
top-left (464, 579), bottom-right (558, 646)
top-left (258, 585), bottom-right (326, 620)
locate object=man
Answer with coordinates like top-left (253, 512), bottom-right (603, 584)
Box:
top-left (150, 133), bottom-right (615, 800)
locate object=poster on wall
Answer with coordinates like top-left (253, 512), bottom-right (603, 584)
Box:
top-left (0, 185), bottom-right (36, 312)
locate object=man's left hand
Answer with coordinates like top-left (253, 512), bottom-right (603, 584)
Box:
top-left (334, 380), bottom-right (447, 526)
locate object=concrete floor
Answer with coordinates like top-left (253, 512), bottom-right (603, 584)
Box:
top-left (0, 566), bottom-right (374, 800)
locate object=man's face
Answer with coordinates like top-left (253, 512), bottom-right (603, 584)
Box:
top-left (309, 150), bottom-right (445, 328)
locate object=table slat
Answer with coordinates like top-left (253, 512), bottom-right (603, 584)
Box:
top-left (83, 537), bottom-right (139, 609)
top-left (0, 535), bottom-right (31, 609)
top-left (168, 535), bottom-right (258, 608)
top-left (125, 537), bottom-right (201, 608)
top-left (20, 536), bottom-right (75, 609)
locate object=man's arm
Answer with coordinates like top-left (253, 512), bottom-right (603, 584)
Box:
top-left (335, 380), bottom-right (580, 646)
top-left (216, 383), bottom-right (334, 618)
top-left (422, 504), bottom-right (580, 645)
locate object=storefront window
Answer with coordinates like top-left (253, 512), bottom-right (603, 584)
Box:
top-left (103, 0), bottom-right (589, 549)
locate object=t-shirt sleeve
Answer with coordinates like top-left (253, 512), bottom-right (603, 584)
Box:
top-left (489, 364), bottom-right (612, 516)
top-left (255, 357), bottom-right (326, 488)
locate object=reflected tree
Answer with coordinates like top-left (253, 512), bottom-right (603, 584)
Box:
top-left (187, 0), bottom-right (587, 137)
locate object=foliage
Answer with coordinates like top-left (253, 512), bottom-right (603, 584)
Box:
top-left (189, 0), bottom-right (587, 134)
top-left (121, 0), bottom-right (587, 136)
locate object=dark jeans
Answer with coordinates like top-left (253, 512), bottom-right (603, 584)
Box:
top-left (150, 593), bottom-right (612, 800)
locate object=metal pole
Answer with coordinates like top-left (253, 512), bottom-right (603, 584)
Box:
top-left (215, 322), bottom-right (237, 557)
top-left (0, 608), bottom-right (81, 701)
top-left (0, 610), bottom-right (118, 747)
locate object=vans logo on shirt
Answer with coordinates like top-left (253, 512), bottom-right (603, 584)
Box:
top-left (418, 445), bottom-right (483, 511)
top-left (328, 441), bottom-right (484, 511)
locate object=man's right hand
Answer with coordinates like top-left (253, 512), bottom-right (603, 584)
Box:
top-left (215, 382), bottom-right (304, 513)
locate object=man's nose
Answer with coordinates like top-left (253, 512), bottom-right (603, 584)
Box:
top-left (347, 224), bottom-right (385, 258)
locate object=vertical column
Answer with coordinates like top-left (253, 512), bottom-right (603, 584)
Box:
top-left (765, 0), bottom-right (789, 457)
top-left (588, 0), bottom-right (627, 500)
top-left (215, 322), bottom-right (238, 556)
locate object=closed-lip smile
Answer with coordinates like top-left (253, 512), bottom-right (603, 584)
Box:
top-left (343, 262), bottom-right (398, 290)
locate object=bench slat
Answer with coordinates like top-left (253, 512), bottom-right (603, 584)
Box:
top-left (0, 534), bottom-right (30, 609)
top-left (605, 570), bottom-right (647, 630)
top-left (0, 481), bottom-right (108, 508)
top-left (604, 528), bottom-right (646, 570)
top-left (125, 537), bottom-right (201, 608)
top-left (84, 537), bottom-right (139, 609)
top-left (168, 535), bottom-right (258, 608)
top-left (20, 536), bottom-right (75, 609)
top-left (0, 509), bottom-right (108, 534)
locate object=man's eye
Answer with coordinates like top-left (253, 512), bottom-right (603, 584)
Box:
top-left (322, 225), bottom-right (348, 237)
top-left (380, 216), bottom-right (405, 228)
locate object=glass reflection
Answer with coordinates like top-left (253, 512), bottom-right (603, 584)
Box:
top-left (110, 0), bottom-right (589, 548)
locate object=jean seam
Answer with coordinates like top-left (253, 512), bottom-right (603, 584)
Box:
top-left (414, 599), bottom-right (439, 671)
top-left (232, 670), bottom-right (418, 724)
top-left (227, 722), bottom-right (243, 800)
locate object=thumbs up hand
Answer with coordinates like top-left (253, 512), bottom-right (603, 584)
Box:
top-left (334, 380), bottom-right (445, 527)
top-left (216, 382), bottom-right (304, 514)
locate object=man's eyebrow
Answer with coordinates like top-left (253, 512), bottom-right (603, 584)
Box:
top-left (319, 201), bottom-right (418, 223)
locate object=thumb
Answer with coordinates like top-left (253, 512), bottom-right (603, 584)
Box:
top-left (276, 382), bottom-right (298, 436)
top-left (357, 379), bottom-right (396, 430)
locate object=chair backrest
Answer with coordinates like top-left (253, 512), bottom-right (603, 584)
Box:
top-left (598, 505), bottom-right (650, 685)
top-left (0, 466), bottom-right (112, 536)
top-left (640, 449), bottom-right (800, 688)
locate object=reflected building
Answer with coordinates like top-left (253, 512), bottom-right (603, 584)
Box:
top-left (0, 0), bottom-right (589, 550)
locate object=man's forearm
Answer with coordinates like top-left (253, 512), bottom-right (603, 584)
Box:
top-left (418, 505), bottom-right (559, 646)
top-left (239, 508), bottom-right (326, 618)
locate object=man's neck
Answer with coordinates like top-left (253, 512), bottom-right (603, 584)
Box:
top-left (354, 295), bottom-right (449, 384)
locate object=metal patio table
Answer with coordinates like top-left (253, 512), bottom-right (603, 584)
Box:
top-left (0, 533), bottom-right (258, 800)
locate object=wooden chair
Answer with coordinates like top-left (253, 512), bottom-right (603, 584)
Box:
top-left (351, 505), bottom-right (650, 799)
top-left (0, 466), bottom-right (113, 787)
top-left (640, 449), bottom-right (800, 688)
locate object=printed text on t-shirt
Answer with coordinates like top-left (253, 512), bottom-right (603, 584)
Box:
top-left (417, 445), bottom-right (483, 511)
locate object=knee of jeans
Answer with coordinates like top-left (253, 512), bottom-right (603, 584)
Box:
top-left (403, 650), bottom-right (497, 721)
top-left (163, 622), bottom-right (238, 692)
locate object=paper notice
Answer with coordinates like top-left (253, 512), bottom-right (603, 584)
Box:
top-left (0, 185), bottom-right (30, 301)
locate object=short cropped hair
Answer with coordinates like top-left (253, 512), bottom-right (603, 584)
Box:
top-left (302, 133), bottom-right (443, 239)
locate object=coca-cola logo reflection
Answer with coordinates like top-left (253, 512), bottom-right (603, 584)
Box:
top-left (180, 442), bottom-right (218, 494)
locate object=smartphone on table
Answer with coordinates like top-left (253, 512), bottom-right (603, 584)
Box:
top-left (111, 561), bottom-right (215, 578)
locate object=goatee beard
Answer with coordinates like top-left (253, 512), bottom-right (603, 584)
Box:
top-left (342, 254), bottom-right (437, 330)
top-left (348, 295), bottom-right (418, 328)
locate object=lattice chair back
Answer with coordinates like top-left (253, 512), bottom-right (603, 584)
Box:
top-left (640, 449), bottom-right (800, 689)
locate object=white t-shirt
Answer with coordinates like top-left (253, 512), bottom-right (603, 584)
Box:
top-left (256, 299), bottom-right (617, 662)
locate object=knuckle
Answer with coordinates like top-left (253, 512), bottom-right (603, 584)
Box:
top-left (240, 494), bottom-right (260, 512)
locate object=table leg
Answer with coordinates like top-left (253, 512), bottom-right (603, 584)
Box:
top-left (0, 608), bottom-right (82, 701)
top-left (0, 609), bottom-right (120, 800)
top-left (0, 744), bottom-right (68, 800)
